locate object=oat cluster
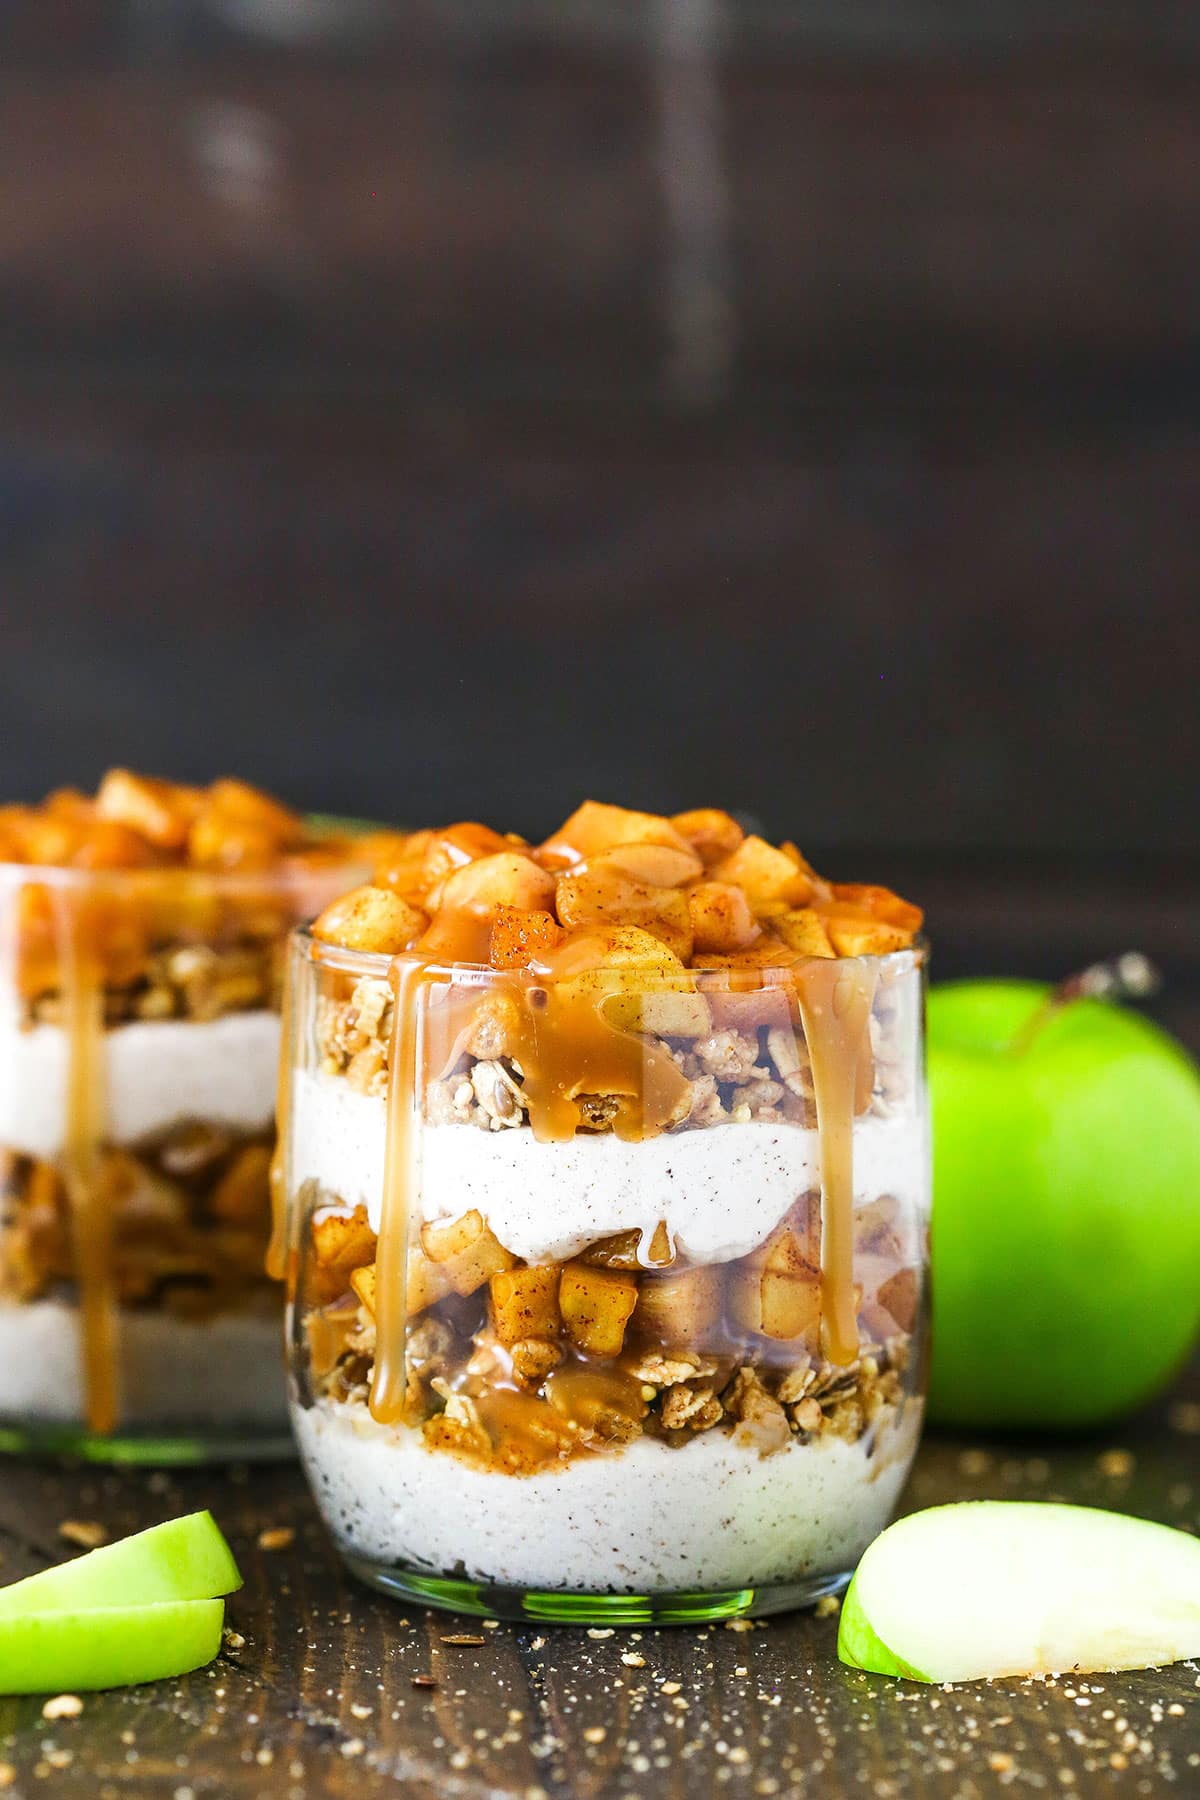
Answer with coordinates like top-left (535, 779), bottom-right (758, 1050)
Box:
top-left (1, 1130), bottom-right (274, 1314)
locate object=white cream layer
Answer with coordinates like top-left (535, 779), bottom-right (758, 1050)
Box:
top-left (0, 1010), bottom-right (281, 1160)
top-left (0, 1298), bottom-right (288, 1431)
top-left (294, 1397), bottom-right (922, 1593)
top-left (290, 1070), bottom-right (928, 1266)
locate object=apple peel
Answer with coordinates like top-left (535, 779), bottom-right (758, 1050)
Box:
top-left (0, 1598), bottom-right (225, 1694)
top-left (838, 1502), bottom-right (1200, 1683)
top-left (0, 1511), bottom-right (241, 1618)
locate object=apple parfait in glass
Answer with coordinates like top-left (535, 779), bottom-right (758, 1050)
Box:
top-left (280, 804), bottom-right (929, 1622)
top-left (0, 773), bottom-right (375, 1459)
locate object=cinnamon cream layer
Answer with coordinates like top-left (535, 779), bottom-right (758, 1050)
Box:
top-left (0, 1009), bottom-right (281, 1160)
top-left (294, 1393), bottom-right (923, 1594)
top-left (291, 1068), bottom-right (929, 1268)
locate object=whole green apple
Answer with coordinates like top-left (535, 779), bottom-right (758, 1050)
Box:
top-left (927, 981), bottom-right (1200, 1428)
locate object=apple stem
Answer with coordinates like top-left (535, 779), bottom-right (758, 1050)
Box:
top-left (1011, 951), bottom-right (1161, 1053)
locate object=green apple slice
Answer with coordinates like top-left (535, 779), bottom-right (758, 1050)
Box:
top-left (0, 1512), bottom-right (241, 1617)
top-left (0, 1598), bottom-right (225, 1694)
top-left (838, 1502), bottom-right (1200, 1682)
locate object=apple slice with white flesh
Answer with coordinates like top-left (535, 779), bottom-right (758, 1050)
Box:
top-left (0, 1511), bottom-right (241, 1617)
top-left (0, 1599), bottom-right (225, 1694)
top-left (838, 1502), bottom-right (1200, 1683)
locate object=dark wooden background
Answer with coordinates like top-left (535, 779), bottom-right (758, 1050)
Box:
top-left (1, 0), bottom-right (1197, 869)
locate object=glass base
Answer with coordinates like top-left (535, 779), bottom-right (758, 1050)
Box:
top-left (0, 1420), bottom-right (295, 1466)
top-left (343, 1554), bottom-right (850, 1626)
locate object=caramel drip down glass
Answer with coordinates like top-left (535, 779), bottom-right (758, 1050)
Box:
top-left (0, 855), bottom-right (365, 1463)
top-left (281, 928), bottom-right (930, 1624)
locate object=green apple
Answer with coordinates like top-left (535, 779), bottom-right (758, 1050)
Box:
top-left (838, 1501), bottom-right (1200, 1682)
top-left (0, 1599), bottom-right (225, 1694)
top-left (927, 982), bottom-right (1200, 1427)
top-left (0, 1512), bottom-right (241, 1618)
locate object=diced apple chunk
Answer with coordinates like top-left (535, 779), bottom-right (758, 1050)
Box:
top-left (420, 1210), bottom-right (517, 1296)
top-left (556, 869), bottom-right (694, 962)
top-left (821, 884), bottom-right (923, 957)
top-left (822, 912), bottom-right (913, 958)
top-left (582, 842), bottom-right (704, 888)
top-left (206, 777), bottom-right (303, 843)
top-left (490, 1265), bottom-right (563, 1345)
top-left (406, 1247), bottom-right (454, 1315)
top-left (312, 884), bottom-right (425, 955)
top-left (560, 1262), bottom-right (639, 1356)
top-left (711, 835), bottom-right (814, 906)
top-left (489, 906), bottom-right (564, 969)
top-left (773, 909), bottom-right (836, 957)
top-left (855, 1195), bottom-right (906, 1260)
top-left (831, 883), bottom-right (924, 935)
top-left (437, 850), bottom-right (557, 915)
top-left (94, 769), bottom-right (196, 850)
top-left (539, 801), bottom-right (693, 868)
top-left (687, 881), bottom-right (761, 954)
top-left (732, 1225), bottom-right (822, 1342)
top-left (583, 1222), bottom-right (673, 1269)
top-left (310, 1207), bottom-right (376, 1301)
top-left (632, 1265), bottom-right (725, 1344)
top-left (671, 808), bottom-right (744, 864)
top-left (560, 925), bottom-right (712, 1037)
top-left (759, 1263), bottom-right (822, 1341)
top-left (349, 1262), bottom-right (376, 1314)
top-left (876, 1266), bottom-right (920, 1333)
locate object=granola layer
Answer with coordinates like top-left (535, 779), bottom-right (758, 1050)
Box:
top-left (314, 969), bottom-right (918, 1131)
top-left (295, 1187), bottom-right (922, 1477)
top-left (1, 1124), bottom-right (275, 1319)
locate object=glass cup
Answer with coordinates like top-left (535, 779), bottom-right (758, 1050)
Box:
top-left (281, 926), bottom-right (930, 1623)
top-left (0, 853), bottom-right (367, 1462)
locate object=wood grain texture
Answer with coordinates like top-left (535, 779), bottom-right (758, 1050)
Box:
top-left (1, 57), bottom-right (1198, 380)
top-left (0, 1359), bottom-right (1196, 1797)
top-left (0, 416), bottom-right (1198, 861)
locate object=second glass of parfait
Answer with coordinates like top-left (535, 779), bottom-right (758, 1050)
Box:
top-left (0, 772), bottom-right (377, 1461)
top-left (279, 804), bottom-right (930, 1623)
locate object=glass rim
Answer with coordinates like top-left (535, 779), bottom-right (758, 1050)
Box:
top-left (294, 922), bottom-right (930, 987)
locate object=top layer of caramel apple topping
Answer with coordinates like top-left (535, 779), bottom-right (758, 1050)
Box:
top-left (312, 800), bottom-right (923, 972)
top-left (0, 772), bottom-right (374, 1009)
top-left (0, 770), bottom-right (360, 874)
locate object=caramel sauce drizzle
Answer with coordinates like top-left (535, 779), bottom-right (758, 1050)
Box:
top-left (368, 956), bottom-right (431, 1424)
top-left (794, 958), bottom-right (878, 1366)
top-left (503, 932), bottom-right (692, 1143)
top-left (53, 887), bottom-right (119, 1435)
top-left (266, 944), bottom-right (294, 1285)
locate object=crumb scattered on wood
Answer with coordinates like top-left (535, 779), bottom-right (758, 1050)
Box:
top-left (42, 1694), bottom-right (83, 1721)
top-left (257, 1526), bottom-right (295, 1552)
top-left (58, 1520), bottom-right (107, 1550)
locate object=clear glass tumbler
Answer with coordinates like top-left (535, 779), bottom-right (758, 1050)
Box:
top-left (0, 849), bottom-right (367, 1462)
top-left (281, 926), bottom-right (930, 1622)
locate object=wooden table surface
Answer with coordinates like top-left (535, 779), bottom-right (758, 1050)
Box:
top-left (0, 1363), bottom-right (1195, 1799)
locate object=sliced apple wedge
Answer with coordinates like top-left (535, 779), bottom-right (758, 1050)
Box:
top-left (838, 1502), bottom-right (1200, 1683)
top-left (0, 1512), bottom-right (241, 1617)
top-left (0, 1599), bottom-right (225, 1694)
